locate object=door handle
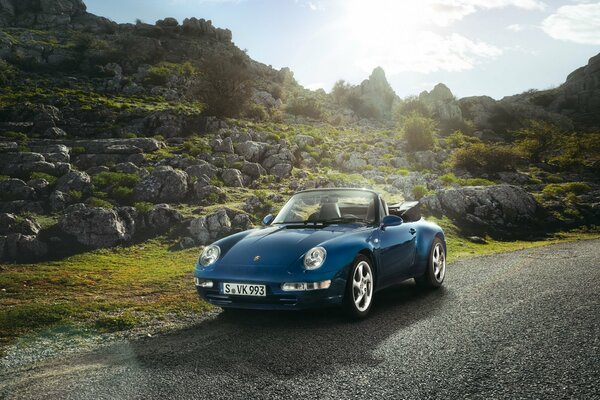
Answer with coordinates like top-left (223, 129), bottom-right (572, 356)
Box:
top-left (409, 228), bottom-right (416, 235)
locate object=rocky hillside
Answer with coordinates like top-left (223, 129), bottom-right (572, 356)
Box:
top-left (0, 0), bottom-right (599, 264)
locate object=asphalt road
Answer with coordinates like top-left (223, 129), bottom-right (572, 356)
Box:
top-left (1, 239), bottom-right (599, 399)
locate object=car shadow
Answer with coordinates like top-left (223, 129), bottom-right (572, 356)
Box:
top-left (125, 281), bottom-right (451, 378)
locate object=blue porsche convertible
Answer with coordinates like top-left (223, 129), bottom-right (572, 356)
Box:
top-left (194, 188), bottom-right (446, 318)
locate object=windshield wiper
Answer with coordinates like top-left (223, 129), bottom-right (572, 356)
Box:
top-left (315, 217), bottom-right (370, 225)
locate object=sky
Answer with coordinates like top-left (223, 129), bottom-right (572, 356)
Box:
top-left (85, 0), bottom-right (600, 100)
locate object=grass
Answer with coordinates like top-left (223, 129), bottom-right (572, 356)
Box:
top-left (0, 239), bottom-right (212, 350)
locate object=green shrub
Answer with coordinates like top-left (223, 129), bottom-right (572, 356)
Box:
top-left (111, 186), bottom-right (134, 204)
top-left (403, 112), bottom-right (435, 151)
top-left (134, 202), bottom-right (154, 214)
top-left (93, 172), bottom-right (140, 188)
top-left (393, 96), bottom-right (431, 121)
top-left (68, 190), bottom-right (83, 201)
top-left (451, 142), bottom-right (520, 173)
top-left (412, 185), bottom-right (430, 200)
top-left (87, 197), bottom-right (114, 208)
top-left (244, 103), bottom-right (269, 121)
top-left (0, 59), bottom-right (17, 84)
top-left (286, 96), bottom-right (323, 119)
top-left (514, 120), bottom-right (560, 163)
top-left (182, 138), bottom-right (210, 156)
top-left (439, 173), bottom-right (494, 187)
top-left (71, 146), bottom-right (86, 155)
top-left (542, 182), bottom-right (591, 197)
top-left (144, 61), bottom-right (197, 86)
top-left (30, 172), bottom-right (57, 184)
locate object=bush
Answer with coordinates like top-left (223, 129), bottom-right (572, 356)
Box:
top-left (452, 143), bottom-right (520, 173)
top-left (144, 62), bottom-right (197, 86)
top-left (514, 120), bottom-right (560, 163)
top-left (111, 186), bottom-right (134, 204)
top-left (134, 202), bottom-right (154, 214)
top-left (542, 182), bottom-right (591, 197)
top-left (243, 103), bottom-right (269, 121)
top-left (393, 96), bottom-right (430, 121)
top-left (403, 112), bottom-right (435, 151)
top-left (0, 59), bottom-right (17, 84)
top-left (412, 185), bottom-right (430, 200)
top-left (87, 197), bottom-right (114, 208)
top-left (30, 172), bottom-right (57, 184)
top-left (93, 172), bottom-right (140, 188)
top-left (439, 173), bottom-right (494, 187)
top-left (286, 96), bottom-right (324, 119)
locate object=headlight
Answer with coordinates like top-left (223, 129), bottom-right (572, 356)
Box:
top-left (304, 246), bottom-right (326, 270)
top-left (199, 245), bottom-right (221, 267)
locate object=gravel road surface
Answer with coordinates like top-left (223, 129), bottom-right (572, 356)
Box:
top-left (1, 239), bottom-right (599, 399)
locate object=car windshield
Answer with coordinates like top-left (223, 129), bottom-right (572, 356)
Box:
top-left (273, 190), bottom-right (378, 225)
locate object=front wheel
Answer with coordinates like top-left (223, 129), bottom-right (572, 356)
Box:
top-left (415, 237), bottom-right (446, 289)
top-left (344, 255), bottom-right (375, 319)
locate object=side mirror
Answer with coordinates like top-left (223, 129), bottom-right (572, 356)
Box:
top-left (262, 214), bottom-right (274, 226)
top-left (381, 215), bottom-right (403, 229)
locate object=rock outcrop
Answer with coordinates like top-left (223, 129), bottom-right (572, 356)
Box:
top-left (58, 204), bottom-right (132, 248)
top-left (422, 185), bottom-right (540, 236)
top-left (420, 83), bottom-right (462, 122)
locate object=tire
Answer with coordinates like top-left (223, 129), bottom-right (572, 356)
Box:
top-left (343, 254), bottom-right (375, 319)
top-left (415, 236), bottom-right (446, 289)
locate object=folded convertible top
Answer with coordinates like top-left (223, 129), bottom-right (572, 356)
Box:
top-left (388, 201), bottom-right (421, 222)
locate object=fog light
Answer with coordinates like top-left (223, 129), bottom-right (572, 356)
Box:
top-left (194, 278), bottom-right (214, 288)
top-left (281, 280), bottom-right (331, 291)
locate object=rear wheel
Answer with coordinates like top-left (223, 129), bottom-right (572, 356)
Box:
top-left (415, 237), bottom-right (446, 289)
top-left (344, 255), bottom-right (375, 319)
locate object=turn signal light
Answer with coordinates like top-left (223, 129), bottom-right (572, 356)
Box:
top-left (281, 280), bottom-right (331, 291)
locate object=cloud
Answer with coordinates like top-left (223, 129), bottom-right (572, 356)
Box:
top-left (542, 3), bottom-right (600, 45)
top-left (506, 23), bottom-right (525, 31)
top-left (428, 0), bottom-right (546, 26)
top-left (354, 32), bottom-right (502, 74)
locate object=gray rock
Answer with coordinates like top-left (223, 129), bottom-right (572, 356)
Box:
top-left (86, 166), bottom-right (110, 176)
top-left (231, 213), bottom-right (252, 232)
top-left (185, 162), bottom-right (218, 179)
top-left (241, 161), bottom-right (266, 179)
top-left (27, 178), bottom-right (50, 195)
top-left (294, 134), bottom-right (315, 149)
top-left (0, 213), bottom-right (41, 235)
top-left (222, 168), bottom-right (244, 187)
top-left (193, 183), bottom-right (224, 204)
top-left (234, 141), bottom-right (266, 162)
top-left (0, 142), bottom-right (18, 152)
top-left (433, 185), bottom-right (539, 236)
top-left (58, 204), bottom-right (131, 248)
top-left (270, 163), bottom-right (292, 178)
top-left (147, 204), bottom-right (183, 233)
top-left (134, 166), bottom-right (188, 203)
top-left (0, 179), bottom-right (36, 201)
top-left (104, 144), bottom-right (143, 154)
top-left (113, 162), bottom-right (142, 175)
top-left (55, 170), bottom-right (92, 194)
top-left (15, 234), bottom-right (48, 262)
top-left (43, 127), bottom-right (67, 139)
top-left (212, 137), bottom-right (234, 154)
top-left (179, 236), bottom-right (195, 249)
top-left (413, 150), bottom-right (439, 170)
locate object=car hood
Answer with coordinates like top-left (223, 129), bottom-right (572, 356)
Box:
top-left (220, 225), bottom-right (359, 267)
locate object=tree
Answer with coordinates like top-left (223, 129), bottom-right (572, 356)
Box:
top-left (195, 53), bottom-right (253, 118)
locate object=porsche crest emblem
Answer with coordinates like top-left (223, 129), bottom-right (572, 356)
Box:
top-left (253, 255), bottom-right (261, 262)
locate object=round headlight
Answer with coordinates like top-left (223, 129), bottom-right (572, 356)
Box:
top-left (304, 247), bottom-right (326, 270)
top-left (199, 245), bottom-right (221, 267)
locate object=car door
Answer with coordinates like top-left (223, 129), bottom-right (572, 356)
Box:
top-left (375, 217), bottom-right (417, 286)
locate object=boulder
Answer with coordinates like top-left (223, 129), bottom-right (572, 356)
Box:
top-left (270, 163), bottom-right (292, 178)
top-left (43, 127), bottom-right (67, 139)
top-left (134, 166), bottom-right (188, 203)
top-left (221, 168), bottom-right (244, 187)
top-left (0, 233), bottom-right (48, 263)
top-left (55, 170), bottom-right (92, 194)
top-left (185, 162), bottom-right (218, 179)
top-left (49, 190), bottom-right (68, 212)
top-left (428, 185), bottom-right (539, 236)
top-left (212, 137), bottom-right (234, 154)
top-left (235, 141), bottom-right (266, 163)
top-left (58, 204), bottom-right (132, 248)
top-left (147, 204), bottom-right (183, 233)
top-left (0, 213), bottom-right (41, 235)
top-left (193, 183), bottom-right (225, 204)
top-left (0, 179), bottom-right (36, 201)
top-left (241, 161), bottom-right (266, 178)
top-left (189, 208), bottom-right (235, 245)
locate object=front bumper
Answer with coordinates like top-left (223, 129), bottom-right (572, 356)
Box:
top-left (194, 275), bottom-right (346, 310)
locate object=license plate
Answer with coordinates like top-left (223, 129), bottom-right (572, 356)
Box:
top-left (222, 283), bottom-right (266, 297)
